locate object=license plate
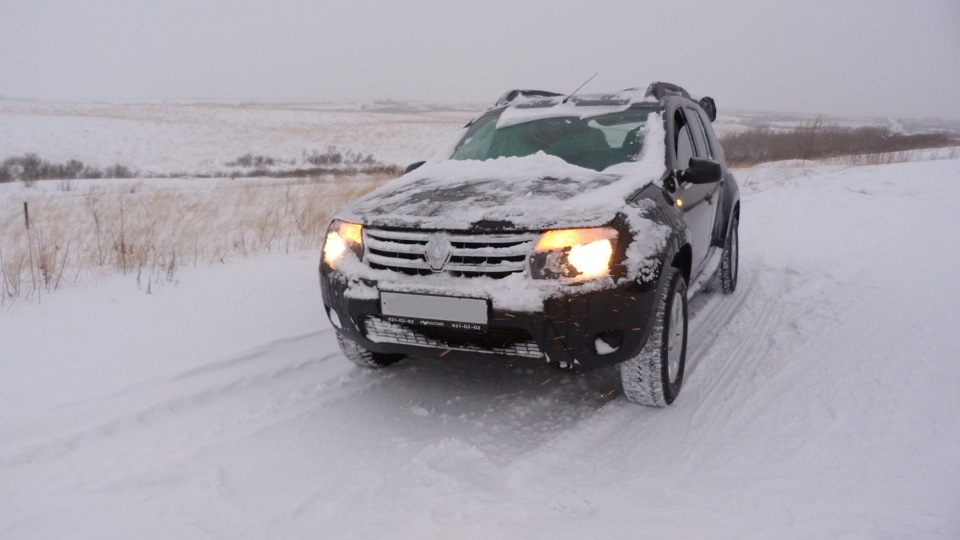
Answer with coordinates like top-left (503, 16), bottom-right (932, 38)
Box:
top-left (380, 292), bottom-right (488, 330)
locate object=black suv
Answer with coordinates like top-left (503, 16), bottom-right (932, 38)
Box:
top-left (320, 82), bottom-right (740, 406)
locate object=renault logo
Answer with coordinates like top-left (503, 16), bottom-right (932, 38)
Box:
top-left (424, 235), bottom-right (452, 272)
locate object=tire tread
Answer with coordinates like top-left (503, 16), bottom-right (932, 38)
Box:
top-left (336, 333), bottom-right (400, 368)
top-left (619, 267), bottom-right (686, 407)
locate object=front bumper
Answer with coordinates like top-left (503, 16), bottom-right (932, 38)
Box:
top-left (321, 269), bottom-right (661, 370)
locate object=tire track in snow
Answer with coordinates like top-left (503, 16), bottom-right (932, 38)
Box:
top-left (667, 256), bottom-right (849, 448)
top-left (0, 331), bottom-right (343, 466)
top-left (685, 268), bottom-right (779, 406)
top-left (38, 328), bottom-right (336, 414)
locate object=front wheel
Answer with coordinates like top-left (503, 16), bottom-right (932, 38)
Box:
top-left (619, 267), bottom-right (688, 407)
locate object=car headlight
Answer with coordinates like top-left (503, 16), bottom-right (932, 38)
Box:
top-left (323, 220), bottom-right (363, 268)
top-left (531, 227), bottom-right (618, 280)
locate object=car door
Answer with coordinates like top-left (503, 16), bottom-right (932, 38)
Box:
top-left (671, 106), bottom-right (720, 276)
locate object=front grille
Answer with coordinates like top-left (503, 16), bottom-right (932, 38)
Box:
top-left (363, 228), bottom-right (536, 278)
top-left (364, 316), bottom-right (543, 358)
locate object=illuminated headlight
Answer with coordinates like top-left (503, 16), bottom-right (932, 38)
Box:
top-left (531, 227), bottom-right (618, 280)
top-left (323, 220), bottom-right (363, 268)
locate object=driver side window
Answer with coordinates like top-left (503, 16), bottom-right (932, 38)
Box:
top-left (674, 109), bottom-right (696, 170)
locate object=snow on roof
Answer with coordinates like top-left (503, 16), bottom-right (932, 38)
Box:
top-left (495, 92), bottom-right (657, 129)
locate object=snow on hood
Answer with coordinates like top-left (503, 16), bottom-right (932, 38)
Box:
top-left (340, 112), bottom-right (666, 231)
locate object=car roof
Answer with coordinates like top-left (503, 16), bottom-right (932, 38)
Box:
top-left (490, 82), bottom-right (716, 122)
top-left (492, 89), bottom-right (657, 110)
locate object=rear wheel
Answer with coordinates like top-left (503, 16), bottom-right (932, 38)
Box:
top-left (717, 215), bottom-right (739, 294)
top-left (619, 267), bottom-right (688, 407)
top-left (336, 332), bottom-right (403, 368)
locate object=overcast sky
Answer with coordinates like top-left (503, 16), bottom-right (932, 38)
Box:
top-left (1, 0), bottom-right (958, 119)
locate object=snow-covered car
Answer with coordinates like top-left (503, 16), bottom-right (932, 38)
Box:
top-left (320, 82), bottom-right (740, 406)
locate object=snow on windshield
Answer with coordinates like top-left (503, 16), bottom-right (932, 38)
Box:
top-left (340, 112), bottom-right (666, 231)
top-left (452, 106), bottom-right (657, 172)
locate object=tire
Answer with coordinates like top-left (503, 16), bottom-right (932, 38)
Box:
top-left (717, 215), bottom-right (739, 294)
top-left (619, 267), bottom-right (688, 407)
top-left (336, 332), bottom-right (403, 368)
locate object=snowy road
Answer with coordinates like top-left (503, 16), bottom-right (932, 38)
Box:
top-left (3, 159), bottom-right (960, 538)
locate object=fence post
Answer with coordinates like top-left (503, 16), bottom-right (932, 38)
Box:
top-left (24, 202), bottom-right (29, 230)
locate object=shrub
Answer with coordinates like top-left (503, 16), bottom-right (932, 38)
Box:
top-left (304, 146), bottom-right (375, 166)
top-left (20, 153), bottom-right (43, 185)
top-left (223, 147), bottom-right (398, 178)
top-left (0, 154), bottom-right (138, 182)
top-left (103, 164), bottom-right (135, 179)
top-left (226, 154), bottom-right (279, 168)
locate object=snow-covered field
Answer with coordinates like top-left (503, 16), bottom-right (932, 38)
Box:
top-left (2, 100), bottom-right (959, 538)
top-left (0, 100), bottom-right (475, 173)
top-left (2, 154), bottom-right (959, 538)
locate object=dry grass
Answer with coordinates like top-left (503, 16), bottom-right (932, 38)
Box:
top-left (0, 175), bottom-right (393, 306)
top-left (822, 146), bottom-right (960, 166)
top-left (720, 120), bottom-right (958, 167)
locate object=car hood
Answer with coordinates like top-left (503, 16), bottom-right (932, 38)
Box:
top-left (339, 154), bottom-right (656, 231)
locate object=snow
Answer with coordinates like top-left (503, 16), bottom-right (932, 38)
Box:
top-left (0, 100), bottom-right (475, 172)
top-left (3, 156), bottom-right (960, 538)
top-left (620, 202), bottom-right (672, 283)
top-left (594, 337), bottom-right (618, 355)
top-left (495, 99), bottom-right (635, 129)
top-left (341, 152), bottom-right (621, 229)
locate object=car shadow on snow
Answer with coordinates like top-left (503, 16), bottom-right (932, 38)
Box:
top-left (387, 353), bottom-right (622, 406)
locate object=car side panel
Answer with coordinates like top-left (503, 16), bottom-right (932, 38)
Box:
top-left (665, 102), bottom-right (716, 278)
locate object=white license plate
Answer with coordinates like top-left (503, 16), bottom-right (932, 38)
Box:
top-left (380, 292), bottom-right (488, 330)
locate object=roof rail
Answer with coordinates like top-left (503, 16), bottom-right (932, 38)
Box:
top-left (494, 89), bottom-right (562, 107)
top-left (644, 82), bottom-right (691, 100)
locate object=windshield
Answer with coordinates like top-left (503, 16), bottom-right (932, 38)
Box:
top-left (450, 107), bottom-right (655, 172)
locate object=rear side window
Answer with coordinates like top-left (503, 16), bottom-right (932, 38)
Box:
top-left (696, 107), bottom-right (724, 160)
top-left (686, 107), bottom-right (713, 159)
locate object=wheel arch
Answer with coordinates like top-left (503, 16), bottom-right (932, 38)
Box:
top-left (671, 243), bottom-right (693, 284)
top-left (713, 171), bottom-right (741, 247)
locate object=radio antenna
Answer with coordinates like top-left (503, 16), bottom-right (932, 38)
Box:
top-left (563, 72), bottom-right (598, 103)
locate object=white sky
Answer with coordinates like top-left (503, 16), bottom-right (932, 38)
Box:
top-left (1, 0), bottom-right (958, 119)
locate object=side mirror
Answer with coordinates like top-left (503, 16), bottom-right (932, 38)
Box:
top-left (698, 97), bottom-right (717, 122)
top-left (404, 161), bottom-right (426, 174)
top-left (682, 157), bottom-right (722, 184)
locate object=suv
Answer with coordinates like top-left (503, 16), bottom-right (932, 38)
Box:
top-left (320, 82), bottom-right (739, 406)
